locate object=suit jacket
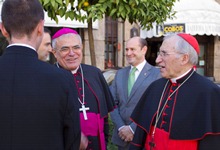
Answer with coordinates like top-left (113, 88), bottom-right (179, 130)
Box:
top-left (0, 46), bottom-right (81, 150)
top-left (110, 62), bottom-right (161, 147)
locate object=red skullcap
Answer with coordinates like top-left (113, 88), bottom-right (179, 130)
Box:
top-left (177, 33), bottom-right (200, 55)
top-left (52, 28), bottom-right (78, 40)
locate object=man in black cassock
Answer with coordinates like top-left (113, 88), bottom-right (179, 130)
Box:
top-left (0, 1), bottom-right (81, 149)
top-left (130, 33), bottom-right (220, 150)
top-left (51, 28), bottom-right (115, 150)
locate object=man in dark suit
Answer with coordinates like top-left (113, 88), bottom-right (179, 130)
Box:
top-left (110, 36), bottom-right (161, 150)
top-left (0, 0), bottom-right (81, 149)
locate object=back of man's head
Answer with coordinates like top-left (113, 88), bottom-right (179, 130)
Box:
top-left (1, 0), bottom-right (44, 38)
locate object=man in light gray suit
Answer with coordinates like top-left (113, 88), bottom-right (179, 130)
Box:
top-left (110, 36), bottom-right (161, 150)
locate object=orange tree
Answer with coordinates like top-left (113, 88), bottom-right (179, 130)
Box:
top-left (39, 0), bottom-right (176, 66)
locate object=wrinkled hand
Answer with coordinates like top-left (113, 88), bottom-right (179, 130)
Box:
top-left (118, 126), bottom-right (134, 142)
top-left (79, 132), bottom-right (88, 150)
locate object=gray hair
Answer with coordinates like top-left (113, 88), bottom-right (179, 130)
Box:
top-left (52, 33), bottom-right (82, 49)
top-left (164, 34), bottom-right (198, 65)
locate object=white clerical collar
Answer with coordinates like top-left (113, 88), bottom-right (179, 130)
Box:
top-left (71, 66), bottom-right (79, 74)
top-left (7, 43), bottom-right (36, 51)
top-left (131, 60), bottom-right (146, 72)
top-left (170, 68), bottom-right (192, 83)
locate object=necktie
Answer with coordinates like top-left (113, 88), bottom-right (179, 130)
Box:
top-left (128, 67), bottom-right (137, 95)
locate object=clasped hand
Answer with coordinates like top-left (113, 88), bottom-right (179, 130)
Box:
top-left (118, 125), bottom-right (134, 142)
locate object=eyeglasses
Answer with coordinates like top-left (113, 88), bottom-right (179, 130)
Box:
top-left (157, 50), bottom-right (183, 57)
top-left (58, 45), bottom-right (81, 54)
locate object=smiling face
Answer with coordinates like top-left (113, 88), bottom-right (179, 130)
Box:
top-left (125, 37), bottom-right (147, 66)
top-left (156, 37), bottom-right (186, 79)
top-left (52, 34), bottom-right (83, 71)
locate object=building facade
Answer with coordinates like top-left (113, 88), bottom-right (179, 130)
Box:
top-left (1, 0), bottom-right (220, 83)
top-left (139, 0), bottom-right (220, 82)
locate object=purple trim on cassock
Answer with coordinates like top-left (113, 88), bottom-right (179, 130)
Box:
top-left (80, 113), bottom-right (106, 150)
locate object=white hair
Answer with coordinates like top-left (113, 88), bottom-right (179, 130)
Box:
top-left (164, 34), bottom-right (198, 65)
top-left (52, 33), bottom-right (82, 50)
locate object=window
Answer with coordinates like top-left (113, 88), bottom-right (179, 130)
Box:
top-left (105, 16), bottom-right (118, 69)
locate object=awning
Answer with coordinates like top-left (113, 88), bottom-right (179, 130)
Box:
top-left (141, 0), bottom-right (220, 38)
top-left (44, 12), bottom-right (98, 29)
top-left (0, 2), bottom-right (98, 29)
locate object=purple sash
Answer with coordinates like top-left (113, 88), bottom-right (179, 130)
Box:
top-left (80, 113), bottom-right (105, 150)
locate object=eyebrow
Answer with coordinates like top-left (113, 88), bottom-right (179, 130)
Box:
top-left (125, 47), bottom-right (135, 50)
top-left (73, 45), bottom-right (81, 48)
top-left (60, 45), bottom-right (80, 49)
top-left (60, 46), bottom-right (69, 49)
top-left (159, 50), bottom-right (167, 52)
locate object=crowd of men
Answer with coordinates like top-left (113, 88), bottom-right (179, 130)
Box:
top-left (0, 0), bottom-right (220, 150)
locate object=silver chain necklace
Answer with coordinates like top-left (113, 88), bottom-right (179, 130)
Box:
top-left (149, 70), bottom-right (194, 149)
top-left (77, 65), bottom-right (90, 120)
top-left (56, 63), bottom-right (90, 120)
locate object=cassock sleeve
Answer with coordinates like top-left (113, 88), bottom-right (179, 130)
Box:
top-left (104, 116), bottom-right (109, 146)
top-left (129, 125), bottom-right (147, 150)
top-left (99, 70), bottom-right (115, 112)
top-left (198, 135), bottom-right (220, 150)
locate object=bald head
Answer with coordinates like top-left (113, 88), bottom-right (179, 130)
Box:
top-left (127, 37), bottom-right (147, 49)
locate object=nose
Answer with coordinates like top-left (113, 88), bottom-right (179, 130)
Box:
top-left (68, 49), bottom-right (75, 55)
top-left (155, 55), bottom-right (162, 64)
top-left (48, 45), bottom-right (52, 52)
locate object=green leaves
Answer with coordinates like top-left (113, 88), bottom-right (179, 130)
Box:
top-left (109, 0), bottom-right (176, 29)
top-left (55, 0), bottom-right (63, 5)
top-left (41, 0), bottom-right (176, 29)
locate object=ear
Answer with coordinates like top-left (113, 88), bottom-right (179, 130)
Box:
top-left (141, 45), bottom-right (147, 54)
top-left (51, 49), bottom-right (58, 59)
top-left (0, 23), bottom-right (10, 39)
top-left (36, 20), bottom-right (44, 37)
top-left (181, 53), bottom-right (190, 65)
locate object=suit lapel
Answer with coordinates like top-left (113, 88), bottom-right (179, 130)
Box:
top-left (123, 67), bottom-right (131, 101)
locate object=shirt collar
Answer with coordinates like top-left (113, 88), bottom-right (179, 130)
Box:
top-left (7, 43), bottom-right (36, 51)
top-left (71, 66), bottom-right (79, 74)
top-left (131, 60), bottom-right (146, 72)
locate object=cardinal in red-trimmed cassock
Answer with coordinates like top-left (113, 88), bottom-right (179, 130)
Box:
top-left (130, 33), bottom-right (220, 150)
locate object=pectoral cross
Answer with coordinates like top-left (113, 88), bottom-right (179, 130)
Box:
top-left (149, 136), bottom-right (156, 150)
top-left (79, 104), bottom-right (90, 120)
top-left (149, 141), bottom-right (156, 150)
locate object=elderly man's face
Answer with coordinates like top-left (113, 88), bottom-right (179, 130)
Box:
top-left (156, 37), bottom-right (184, 79)
top-left (53, 34), bottom-right (83, 71)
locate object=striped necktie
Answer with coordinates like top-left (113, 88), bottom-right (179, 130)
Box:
top-left (128, 67), bottom-right (137, 95)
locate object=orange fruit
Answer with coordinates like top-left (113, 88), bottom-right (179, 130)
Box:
top-left (83, 1), bottom-right (89, 7)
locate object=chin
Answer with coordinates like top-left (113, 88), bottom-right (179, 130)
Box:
top-left (128, 61), bottom-right (134, 66)
top-left (160, 73), bottom-right (167, 78)
top-left (67, 65), bottom-right (78, 71)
